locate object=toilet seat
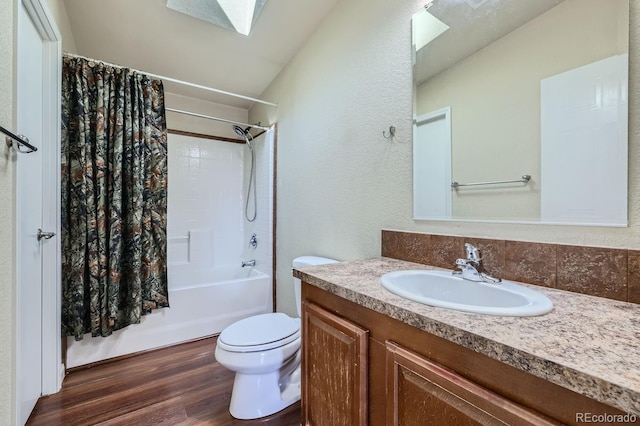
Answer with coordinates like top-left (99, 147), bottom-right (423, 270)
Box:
top-left (218, 313), bottom-right (301, 353)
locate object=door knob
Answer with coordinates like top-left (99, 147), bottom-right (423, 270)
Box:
top-left (37, 229), bottom-right (56, 241)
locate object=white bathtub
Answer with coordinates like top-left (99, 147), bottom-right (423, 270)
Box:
top-left (66, 266), bottom-right (272, 368)
top-left (170, 264), bottom-right (265, 290)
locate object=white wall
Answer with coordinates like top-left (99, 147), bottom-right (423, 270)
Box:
top-left (250, 0), bottom-right (640, 317)
top-left (0, 0), bottom-right (16, 422)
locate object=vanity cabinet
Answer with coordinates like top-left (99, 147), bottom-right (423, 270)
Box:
top-left (301, 282), bottom-right (629, 426)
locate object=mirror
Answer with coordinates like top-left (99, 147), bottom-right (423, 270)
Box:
top-left (413, 0), bottom-right (629, 225)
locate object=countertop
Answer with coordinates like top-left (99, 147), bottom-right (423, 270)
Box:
top-left (293, 257), bottom-right (640, 416)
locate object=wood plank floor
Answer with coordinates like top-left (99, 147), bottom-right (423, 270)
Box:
top-left (27, 337), bottom-right (301, 425)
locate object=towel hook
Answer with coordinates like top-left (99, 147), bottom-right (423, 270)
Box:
top-left (383, 126), bottom-right (396, 139)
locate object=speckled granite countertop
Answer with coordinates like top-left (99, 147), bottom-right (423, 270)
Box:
top-left (293, 257), bottom-right (640, 416)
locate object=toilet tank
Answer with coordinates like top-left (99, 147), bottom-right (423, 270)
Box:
top-left (292, 256), bottom-right (339, 317)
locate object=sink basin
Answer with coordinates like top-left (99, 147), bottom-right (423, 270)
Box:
top-left (380, 270), bottom-right (553, 316)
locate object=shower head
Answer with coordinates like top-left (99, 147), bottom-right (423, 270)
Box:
top-left (232, 125), bottom-right (252, 138)
top-left (233, 124), bottom-right (254, 152)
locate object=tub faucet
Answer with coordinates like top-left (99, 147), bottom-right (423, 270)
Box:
top-left (453, 243), bottom-right (501, 284)
top-left (242, 259), bottom-right (256, 268)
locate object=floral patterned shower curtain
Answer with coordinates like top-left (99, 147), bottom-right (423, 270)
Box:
top-left (61, 55), bottom-right (169, 341)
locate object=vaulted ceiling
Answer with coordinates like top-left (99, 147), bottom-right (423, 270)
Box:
top-left (63, 0), bottom-right (340, 109)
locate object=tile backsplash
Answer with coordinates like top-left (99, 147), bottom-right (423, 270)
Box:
top-left (381, 230), bottom-right (639, 304)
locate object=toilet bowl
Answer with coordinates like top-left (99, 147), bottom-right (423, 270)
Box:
top-left (214, 255), bottom-right (338, 420)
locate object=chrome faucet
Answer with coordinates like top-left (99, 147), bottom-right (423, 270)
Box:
top-left (241, 259), bottom-right (256, 268)
top-left (453, 243), bottom-right (501, 284)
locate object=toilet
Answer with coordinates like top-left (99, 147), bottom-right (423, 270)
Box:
top-left (214, 255), bottom-right (339, 419)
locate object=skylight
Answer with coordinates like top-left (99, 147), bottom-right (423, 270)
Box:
top-left (167, 0), bottom-right (268, 36)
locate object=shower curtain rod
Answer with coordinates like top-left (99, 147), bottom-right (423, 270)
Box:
top-left (63, 52), bottom-right (278, 108)
top-left (166, 107), bottom-right (270, 131)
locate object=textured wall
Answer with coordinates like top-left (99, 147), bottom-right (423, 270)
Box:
top-left (250, 0), bottom-right (423, 315)
top-left (251, 0), bottom-right (640, 316)
top-left (0, 0), bottom-right (15, 422)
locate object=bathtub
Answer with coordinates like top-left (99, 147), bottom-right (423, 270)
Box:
top-left (66, 265), bottom-right (272, 368)
top-left (170, 264), bottom-right (265, 290)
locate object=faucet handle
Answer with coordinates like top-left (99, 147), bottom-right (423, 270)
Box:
top-left (465, 243), bottom-right (481, 262)
top-left (249, 233), bottom-right (258, 249)
top-left (455, 258), bottom-right (469, 269)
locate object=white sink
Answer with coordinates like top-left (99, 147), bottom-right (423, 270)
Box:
top-left (380, 270), bottom-right (553, 316)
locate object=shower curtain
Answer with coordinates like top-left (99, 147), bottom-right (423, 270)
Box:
top-left (61, 55), bottom-right (169, 341)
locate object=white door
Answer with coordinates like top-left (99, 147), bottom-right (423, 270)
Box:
top-left (541, 55), bottom-right (628, 225)
top-left (16, 0), bottom-right (61, 424)
top-left (413, 107), bottom-right (452, 220)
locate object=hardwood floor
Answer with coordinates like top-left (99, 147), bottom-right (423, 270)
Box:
top-left (27, 337), bottom-right (301, 425)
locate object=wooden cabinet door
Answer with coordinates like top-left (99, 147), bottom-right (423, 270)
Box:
top-left (302, 302), bottom-right (369, 426)
top-left (385, 342), bottom-right (559, 426)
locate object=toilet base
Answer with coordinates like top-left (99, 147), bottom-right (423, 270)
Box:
top-left (229, 365), bottom-right (301, 419)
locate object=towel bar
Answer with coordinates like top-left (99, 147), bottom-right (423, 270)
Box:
top-left (451, 174), bottom-right (531, 189)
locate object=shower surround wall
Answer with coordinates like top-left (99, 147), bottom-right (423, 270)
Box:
top-left (65, 131), bottom-right (274, 368)
top-left (168, 130), bottom-right (275, 279)
top-left (168, 133), bottom-right (245, 269)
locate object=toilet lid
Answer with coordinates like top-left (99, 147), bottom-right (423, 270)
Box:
top-left (218, 313), bottom-right (301, 351)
